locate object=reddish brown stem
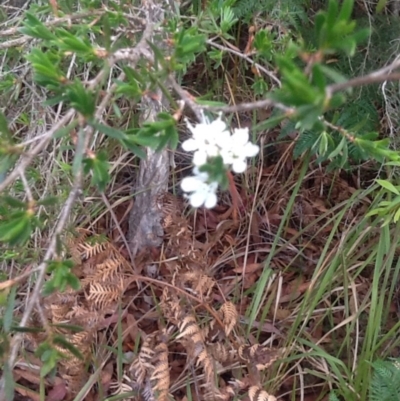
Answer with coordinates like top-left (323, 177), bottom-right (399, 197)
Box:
top-left (227, 170), bottom-right (240, 223)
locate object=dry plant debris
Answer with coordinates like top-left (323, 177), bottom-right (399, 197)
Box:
top-left (18, 221), bottom-right (286, 401)
top-left (11, 140), bottom-right (385, 401)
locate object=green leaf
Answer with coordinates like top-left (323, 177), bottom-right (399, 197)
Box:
top-left (1, 196), bottom-right (26, 208)
top-left (338, 0), bottom-right (354, 22)
top-left (19, 13), bottom-right (57, 41)
top-left (3, 362), bottom-right (15, 401)
top-left (26, 49), bottom-right (66, 90)
top-left (0, 211), bottom-right (33, 246)
top-left (0, 111), bottom-right (13, 142)
top-left (50, 323), bottom-right (84, 333)
top-left (40, 349), bottom-right (59, 377)
top-left (376, 179), bottom-right (400, 195)
top-left (42, 260), bottom-right (79, 295)
top-left (89, 121), bottom-right (128, 140)
top-left (121, 137), bottom-right (147, 159)
top-left (83, 150), bottom-right (110, 192)
top-left (56, 29), bottom-right (93, 55)
top-left (195, 99), bottom-right (227, 107)
top-left (36, 196), bottom-right (59, 206)
top-left (327, 136), bottom-right (346, 159)
top-left (53, 120), bottom-right (79, 139)
top-left (53, 335), bottom-right (84, 360)
top-left (3, 286), bottom-right (16, 333)
top-left (255, 113), bottom-right (287, 132)
top-left (393, 207), bottom-right (400, 223)
top-left (64, 80), bottom-right (95, 118)
top-left (376, 0), bottom-right (388, 13)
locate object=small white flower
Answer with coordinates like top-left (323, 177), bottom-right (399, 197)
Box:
top-left (182, 114), bottom-right (230, 166)
top-left (220, 127), bottom-right (259, 173)
top-left (180, 168), bottom-right (218, 209)
top-left (180, 114), bottom-right (260, 209)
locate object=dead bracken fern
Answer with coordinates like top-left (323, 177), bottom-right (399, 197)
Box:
top-left (123, 193), bottom-right (284, 401)
top-left (249, 385), bottom-right (277, 401)
top-left (219, 301), bottom-right (239, 336)
top-left (26, 228), bottom-right (133, 395)
top-left (27, 199), bottom-right (285, 400)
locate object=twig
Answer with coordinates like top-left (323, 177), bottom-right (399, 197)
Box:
top-left (0, 109), bottom-right (76, 193)
top-left (0, 66), bottom-right (109, 193)
top-left (201, 98), bottom-right (292, 114)
top-left (169, 77), bottom-right (203, 121)
top-left (0, 171), bottom-right (83, 401)
top-left (206, 39), bottom-right (281, 87)
top-left (18, 169), bottom-right (34, 202)
top-left (328, 72), bottom-right (400, 95)
top-left (110, 17), bottom-right (154, 65)
top-left (0, 10), bottom-right (105, 38)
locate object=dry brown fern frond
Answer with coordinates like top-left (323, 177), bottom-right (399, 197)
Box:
top-left (95, 252), bottom-right (129, 281)
top-left (43, 290), bottom-right (80, 328)
top-left (150, 338), bottom-right (170, 401)
top-left (248, 385), bottom-right (277, 401)
top-left (219, 301), bottom-right (238, 336)
top-left (86, 279), bottom-right (124, 309)
top-left (130, 332), bottom-right (158, 385)
top-left (54, 330), bottom-right (93, 395)
top-left (180, 271), bottom-right (215, 299)
top-left (207, 342), bottom-right (235, 364)
top-left (196, 348), bottom-right (216, 385)
top-left (238, 345), bottom-right (281, 371)
top-left (67, 228), bottom-right (91, 263)
top-left (157, 192), bottom-right (183, 223)
top-left (62, 372), bottom-right (89, 395)
top-left (49, 303), bottom-right (73, 325)
top-left (176, 315), bottom-right (204, 346)
top-left (160, 287), bottom-right (184, 324)
top-left (77, 239), bottom-right (109, 260)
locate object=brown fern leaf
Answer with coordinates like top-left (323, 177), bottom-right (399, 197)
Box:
top-left (130, 333), bottom-right (158, 385)
top-left (150, 341), bottom-right (170, 401)
top-left (176, 316), bottom-right (203, 343)
top-left (219, 302), bottom-right (238, 336)
top-left (61, 372), bottom-right (89, 395)
top-left (248, 386), bottom-right (277, 401)
top-left (97, 257), bottom-right (122, 278)
top-left (196, 348), bottom-right (216, 385)
top-left (180, 272), bottom-right (215, 298)
top-left (43, 290), bottom-right (78, 325)
top-left (86, 279), bottom-right (123, 309)
top-left (238, 345), bottom-right (281, 370)
top-left (66, 306), bottom-right (100, 329)
top-left (78, 241), bottom-right (109, 260)
top-left (207, 342), bottom-right (234, 364)
top-left (67, 228), bottom-right (90, 262)
top-left (160, 287), bottom-right (184, 324)
top-left (55, 334), bottom-right (92, 380)
top-left (49, 304), bottom-right (72, 325)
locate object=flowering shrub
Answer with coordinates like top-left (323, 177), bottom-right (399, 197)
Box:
top-left (181, 113), bottom-right (259, 208)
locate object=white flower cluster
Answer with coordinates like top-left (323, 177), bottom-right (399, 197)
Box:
top-left (180, 114), bottom-right (259, 209)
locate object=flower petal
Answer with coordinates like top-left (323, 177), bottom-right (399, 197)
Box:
top-left (243, 142), bottom-right (259, 157)
top-left (192, 167), bottom-right (209, 181)
top-left (190, 190), bottom-right (207, 208)
top-left (232, 159), bottom-right (247, 173)
top-left (193, 150), bottom-right (208, 166)
top-left (231, 128), bottom-right (249, 146)
top-left (215, 130), bottom-right (231, 148)
top-left (210, 118), bottom-right (228, 134)
top-left (181, 176), bottom-right (201, 192)
top-left (204, 192), bottom-right (217, 208)
top-left (220, 148), bottom-right (234, 165)
top-left (182, 138), bottom-right (199, 152)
